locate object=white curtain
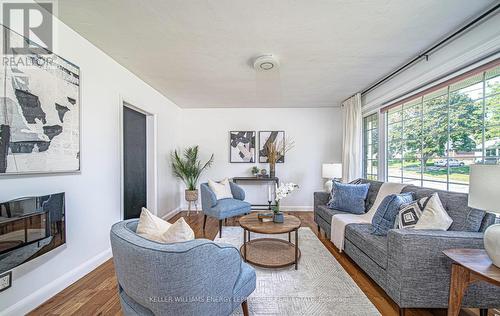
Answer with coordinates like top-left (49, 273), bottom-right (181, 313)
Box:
top-left (341, 93), bottom-right (362, 182)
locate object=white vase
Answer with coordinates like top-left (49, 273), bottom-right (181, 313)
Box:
top-left (484, 223), bottom-right (500, 268)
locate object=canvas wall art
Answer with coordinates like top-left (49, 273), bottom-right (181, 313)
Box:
top-left (259, 131), bottom-right (285, 163)
top-left (0, 27), bottom-right (80, 175)
top-left (229, 131), bottom-right (256, 163)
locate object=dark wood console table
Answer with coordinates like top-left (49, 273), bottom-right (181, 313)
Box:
top-left (232, 177), bottom-right (279, 210)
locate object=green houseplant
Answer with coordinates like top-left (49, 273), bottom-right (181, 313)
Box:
top-left (251, 166), bottom-right (260, 177)
top-left (171, 146), bottom-right (214, 210)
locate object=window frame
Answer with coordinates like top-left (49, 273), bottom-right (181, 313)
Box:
top-left (362, 112), bottom-right (380, 180)
top-left (362, 58), bottom-right (500, 192)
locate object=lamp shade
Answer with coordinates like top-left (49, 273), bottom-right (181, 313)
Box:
top-left (322, 163), bottom-right (342, 179)
top-left (468, 164), bottom-right (500, 214)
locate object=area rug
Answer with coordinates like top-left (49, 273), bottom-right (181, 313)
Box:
top-left (215, 226), bottom-right (380, 316)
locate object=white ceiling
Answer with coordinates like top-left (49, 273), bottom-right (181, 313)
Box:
top-left (55, 0), bottom-right (495, 108)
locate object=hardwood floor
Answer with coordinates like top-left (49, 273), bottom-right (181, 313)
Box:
top-left (29, 211), bottom-right (494, 316)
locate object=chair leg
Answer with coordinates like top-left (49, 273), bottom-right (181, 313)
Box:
top-left (399, 308), bottom-right (405, 316)
top-left (219, 219), bottom-right (222, 238)
top-left (242, 300), bottom-right (249, 316)
top-left (203, 215), bottom-right (207, 231)
top-left (480, 309), bottom-right (488, 316)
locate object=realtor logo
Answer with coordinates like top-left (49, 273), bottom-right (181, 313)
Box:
top-left (2, 2), bottom-right (53, 54)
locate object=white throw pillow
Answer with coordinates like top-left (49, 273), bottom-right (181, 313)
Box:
top-left (208, 178), bottom-right (233, 200)
top-left (162, 217), bottom-right (195, 243)
top-left (136, 207), bottom-right (172, 242)
top-left (413, 193), bottom-right (453, 230)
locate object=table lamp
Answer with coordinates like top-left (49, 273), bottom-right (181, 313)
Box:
top-left (322, 163), bottom-right (342, 192)
top-left (468, 164), bottom-right (500, 267)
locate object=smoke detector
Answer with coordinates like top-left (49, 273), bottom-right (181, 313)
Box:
top-left (253, 55), bottom-right (279, 71)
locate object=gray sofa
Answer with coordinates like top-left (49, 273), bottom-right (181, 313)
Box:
top-left (314, 179), bottom-right (500, 312)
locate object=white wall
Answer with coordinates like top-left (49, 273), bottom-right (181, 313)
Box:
top-left (362, 14), bottom-right (500, 111)
top-left (180, 108), bottom-right (341, 209)
top-left (0, 11), bottom-right (182, 316)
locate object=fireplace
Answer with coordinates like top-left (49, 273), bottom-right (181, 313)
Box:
top-left (0, 193), bottom-right (65, 274)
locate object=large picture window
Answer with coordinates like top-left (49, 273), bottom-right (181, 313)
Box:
top-left (385, 64), bottom-right (500, 192)
top-left (363, 113), bottom-right (379, 180)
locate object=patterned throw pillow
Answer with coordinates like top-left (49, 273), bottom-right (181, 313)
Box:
top-left (327, 181), bottom-right (370, 214)
top-left (371, 192), bottom-right (415, 236)
top-left (398, 201), bottom-right (424, 229)
top-left (397, 193), bottom-right (453, 230)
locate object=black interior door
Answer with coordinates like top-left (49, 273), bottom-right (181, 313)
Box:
top-left (123, 106), bottom-right (147, 219)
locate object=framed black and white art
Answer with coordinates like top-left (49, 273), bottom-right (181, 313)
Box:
top-left (259, 131), bottom-right (285, 163)
top-left (229, 131), bottom-right (256, 163)
top-left (0, 26), bottom-right (81, 175)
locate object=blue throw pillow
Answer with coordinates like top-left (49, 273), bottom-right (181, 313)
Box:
top-left (371, 193), bottom-right (415, 236)
top-left (327, 181), bottom-right (370, 214)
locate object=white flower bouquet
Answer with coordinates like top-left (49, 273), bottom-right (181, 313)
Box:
top-left (273, 182), bottom-right (299, 213)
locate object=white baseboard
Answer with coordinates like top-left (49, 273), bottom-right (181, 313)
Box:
top-left (3, 248), bottom-right (112, 316)
top-left (278, 206), bottom-right (313, 211)
top-left (162, 206), bottom-right (182, 220)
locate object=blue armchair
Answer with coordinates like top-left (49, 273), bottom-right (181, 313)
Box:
top-left (201, 182), bottom-right (251, 237)
top-left (110, 219), bottom-right (256, 316)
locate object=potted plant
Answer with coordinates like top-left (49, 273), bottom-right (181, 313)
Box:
top-left (171, 146), bottom-right (214, 208)
top-left (251, 166), bottom-right (260, 177)
top-left (266, 137), bottom-right (295, 178)
top-left (272, 182), bottom-right (299, 223)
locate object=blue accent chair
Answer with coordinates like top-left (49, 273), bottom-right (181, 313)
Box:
top-left (110, 219), bottom-right (256, 316)
top-left (201, 182), bottom-right (251, 237)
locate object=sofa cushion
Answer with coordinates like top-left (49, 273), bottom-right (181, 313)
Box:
top-left (345, 223), bottom-right (388, 269)
top-left (328, 181), bottom-right (370, 214)
top-left (402, 185), bottom-right (486, 232)
top-left (372, 193), bottom-right (414, 236)
top-left (356, 179), bottom-right (384, 212)
top-left (210, 199), bottom-right (251, 219)
top-left (316, 205), bottom-right (352, 225)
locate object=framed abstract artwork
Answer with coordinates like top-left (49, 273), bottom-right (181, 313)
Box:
top-left (0, 26), bottom-right (81, 175)
top-left (259, 131), bottom-right (285, 163)
top-left (229, 131), bottom-right (256, 163)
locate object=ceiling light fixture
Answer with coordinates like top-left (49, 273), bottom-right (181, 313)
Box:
top-left (253, 55), bottom-right (279, 71)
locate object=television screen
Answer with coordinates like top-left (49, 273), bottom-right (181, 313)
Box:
top-left (0, 193), bottom-right (65, 274)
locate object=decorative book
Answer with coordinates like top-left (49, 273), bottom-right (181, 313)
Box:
top-left (257, 213), bottom-right (274, 222)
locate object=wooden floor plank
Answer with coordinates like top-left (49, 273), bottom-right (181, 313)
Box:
top-left (28, 211), bottom-right (494, 316)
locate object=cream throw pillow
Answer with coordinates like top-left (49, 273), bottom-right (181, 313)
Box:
top-left (136, 208), bottom-right (195, 243)
top-left (208, 178), bottom-right (233, 200)
top-left (136, 207), bottom-right (172, 242)
top-left (162, 217), bottom-right (195, 243)
top-left (413, 193), bottom-right (453, 230)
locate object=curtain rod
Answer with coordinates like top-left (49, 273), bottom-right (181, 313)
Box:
top-left (360, 3), bottom-right (500, 96)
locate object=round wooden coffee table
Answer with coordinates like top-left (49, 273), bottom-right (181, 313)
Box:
top-left (239, 213), bottom-right (301, 269)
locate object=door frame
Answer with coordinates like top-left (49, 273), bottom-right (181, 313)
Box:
top-left (119, 96), bottom-right (158, 220)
